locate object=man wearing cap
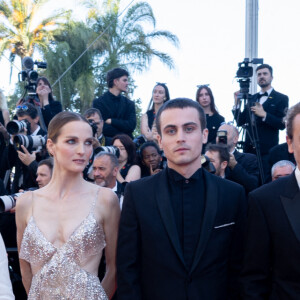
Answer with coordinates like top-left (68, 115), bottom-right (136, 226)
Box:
top-left (93, 68), bottom-right (136, 139)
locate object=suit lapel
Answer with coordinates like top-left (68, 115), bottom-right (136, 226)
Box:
top-left (155, 170), bottom-right (187, 269)
top-left (190, 171), bottom-right (218, 274)
top-left (280, 173), bottom-right (300, 242)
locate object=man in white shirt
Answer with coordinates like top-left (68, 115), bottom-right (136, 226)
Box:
top-left (92, 152), bottom-right (123, 207)
top-left (241, 102), bottom-right (300, 299)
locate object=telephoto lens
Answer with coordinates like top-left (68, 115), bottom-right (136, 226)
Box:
top-left (6, 119), bottom-right (30, 135)
top-left (0, 193), bottom-right (23, 213)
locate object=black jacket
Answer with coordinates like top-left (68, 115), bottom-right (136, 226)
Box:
top-left (93, 91), bottom-right (136, 138)
top-left (117, 168), bottom-right (247, 300)
top-left (241, 172), bottom-right (300, 299)
top-left (225, 150), bottom-right (260, 193)
top-left (233, 89), bottom-right (288, 155)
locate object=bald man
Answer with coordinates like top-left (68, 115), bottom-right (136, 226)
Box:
top-left (217, 123), bottom-right (259, 193)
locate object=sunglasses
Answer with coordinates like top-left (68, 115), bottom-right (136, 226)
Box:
top-left (16, 105), bottom-right (29, 111)
top-left (220, 121), bottom-right (235, 126)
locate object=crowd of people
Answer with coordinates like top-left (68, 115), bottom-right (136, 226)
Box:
top-left (0, 63), bottom-right (299, 300)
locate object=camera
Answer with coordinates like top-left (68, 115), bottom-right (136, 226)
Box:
top-left (236, 58), bottom-right (264, 95)
top-left (0, 192), bottom-right (23, 213)
top-left (95, 146), bottom-right (120, 158)
top-left (18, 56), bottom-right (47, 96)
top-left (217, 130), bottom-right (227, 145)
top-left (133, 135), bottom-right (146, 149)
top-left (88, 119), bottom-right (98, 136)
top-left (6, 119), bottom-right (31, 135)
top-left (13, 134), bottom-right (47, 152)
top-left (0, 188), bottom-right (37, 213)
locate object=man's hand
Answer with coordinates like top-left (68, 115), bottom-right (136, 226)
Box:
top-left (17, 145), bottom-right (36, 166)
top-left (228, 153), bottom-right (238, 170)
top-left (105, 119), bottom-right (112, 125)
top-left (251, 103), bottom-right (267, 118)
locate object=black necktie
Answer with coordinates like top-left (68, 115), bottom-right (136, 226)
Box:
top-left (257, 92), bottom-right (268, 100)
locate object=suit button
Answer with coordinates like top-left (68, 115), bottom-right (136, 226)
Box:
top-left (187, 277), bottom-right (192, 283)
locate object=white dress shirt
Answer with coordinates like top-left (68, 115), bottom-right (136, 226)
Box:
top-left (0, 234), bottom-right (14, 299)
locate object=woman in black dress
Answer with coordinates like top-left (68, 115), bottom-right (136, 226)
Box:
top-left (141, 83), bottom-right (170, 142)
top-left (196, 85), bottom-right (224, 149)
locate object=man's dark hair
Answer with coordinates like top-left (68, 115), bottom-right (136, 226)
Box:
top-left (205, 143), bottom-right (230, 163)
top-left (38, 157), bottom-right (54, 171)
top-left (83, 108), bottom-right (103, 121)
top-left (16, 102), bottom-right (38, 119)
top-left (107, 68), bottom-right (129, 88)
top-left (155, 98), bottom-right (206, 136)
top-left (256, 64), bottom-right (273, 76)
top-left (196, 85), bottom-right (218, 114)
top-left (94, 152), bottom-right (119, 169)
top-left (112, 134), bottom-right (137, 165)
top-left (286, 102), bottom-right (300, 139)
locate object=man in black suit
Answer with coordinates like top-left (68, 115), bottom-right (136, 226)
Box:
top-left (233, 64), bottom-right (289, 181)
top-left (117, 98), bottom-right (247, 300)
top-left (241, 102), bottom-right (300, 299)
top-left (92, 68), bottom-right (136, 139)
top-left (217, 123), bottom-right (259, 193)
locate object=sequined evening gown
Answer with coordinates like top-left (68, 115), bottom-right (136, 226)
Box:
top-left (19, 192), bottom-right (108, 300)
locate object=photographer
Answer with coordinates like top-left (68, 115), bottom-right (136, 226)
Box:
top-left (217, 123), bottom-right (259, 193)
top-left (233, 64), bottom-right (289, 181)
top-left (1, 103), bottom-right (47, 193)
top-left (83, 108), bottom-right (112, 146)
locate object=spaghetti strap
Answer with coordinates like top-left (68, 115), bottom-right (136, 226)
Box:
top-left (31, 191), bottom-right (34, 218)
top-left (91, 188), bottom-right (101, 212)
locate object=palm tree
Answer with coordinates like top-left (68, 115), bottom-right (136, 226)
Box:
top-left (86, 0), bottom-right (179, 94)
top-left (43, 21), bottom-right (99, 111)
top-left (0, 0), bottom-right (70, 63)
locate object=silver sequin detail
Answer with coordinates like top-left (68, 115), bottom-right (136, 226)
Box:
top-left (20, 206), bottom-right (107, 299)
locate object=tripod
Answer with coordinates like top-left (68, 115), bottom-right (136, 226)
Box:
top-left (234, 79), bottom-right (265, 184)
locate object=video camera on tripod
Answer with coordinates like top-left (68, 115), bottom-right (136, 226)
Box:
top-left (236, 58), bottom-right (263, 95)
top-left (18, 56), bottom-right (47, 98)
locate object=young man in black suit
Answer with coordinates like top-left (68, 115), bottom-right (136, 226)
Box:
top-left (233, 64), bottom-right (289, 181)
top-left (241, 102), bottom-right (300, 299)
top-left (92, 68), bottom-right (136, 139)
top-left (117, 98), bottom-right (247, 300)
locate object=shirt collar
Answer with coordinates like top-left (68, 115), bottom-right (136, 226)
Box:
top-left (260, 87), bottom-right (273, 96)
top-left (112, 181), bottom-right (118, 192)
top-left (294, 167), bottom-right (300, 190)
top-left (31, 125), bottom-right (40, 136)
top-left (167, 167), bottom-right (203, 182)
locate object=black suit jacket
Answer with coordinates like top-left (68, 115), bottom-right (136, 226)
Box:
top-left (117, 168), bottom-right (247, 300)
top-left (225, 150), bottom-right (259, 193)
top-left (268, 142), bottom-right (296, 168)
top-left (233, 89), bottom-right (288, 155)
top-left (241, 172), bottom-right (300, 299)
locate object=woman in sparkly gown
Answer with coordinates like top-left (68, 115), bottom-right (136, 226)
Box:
top-left (16, 111), bottom-right (120, 299)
